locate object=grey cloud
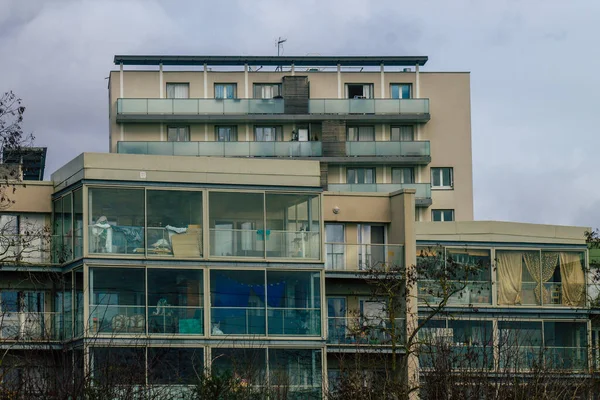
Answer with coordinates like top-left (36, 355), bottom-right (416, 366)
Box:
top-left (1, 0), bottom-right (599, 228)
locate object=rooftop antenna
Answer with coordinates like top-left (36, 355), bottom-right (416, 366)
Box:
top-left (276, 37), bottom-right (287, 71)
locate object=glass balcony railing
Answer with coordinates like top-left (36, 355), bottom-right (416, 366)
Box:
top-left (268, 308), bottom-right (321, 336)
top-left (346, 141), bottom-right (430, 157)
top-left (90, 305), bottom-right (146, 335)
top-left (210, 229), bottom-right (320, 260)
top-left (418, 280), bottom-right (492, 305)
top-left (117, 141), bottom-right (322, 157)
top-left (327, 183), bottom-right (431, 198)
top-left (498, 346), bottom-right (588, 371)
top-left (0, 312), bottom-right (63, 341)
top-left (325, 243), bottom-right (404, 271)
top-left (211, 306), bottom-right (266, 336)
top-left (420, 345), bottom-right (494, 370)
top-left (327, 316), bottom-right (405, 345)
top-left (148, 306), bottom-right (203, 335)
top-left (117, 98), bottom-right (284, 115)
top-left (309, 99), bottom-right (429, 114)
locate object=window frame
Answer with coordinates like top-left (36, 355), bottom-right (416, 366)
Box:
top-left (346, 167), bottom-right (376, 184)
top-left (390, 83), bottom-right (412, 99)
top-left (215, 126), bottom-right (238, 142)
top-left (345, 83), bottom-right (374, 99)
top-left (391, 167), bottom-right (415, 184)
top-left (431, 209), bottom-right (455, 222)
top-left (165, 83), bottom-right (190, 99)
top-left (254, 126), bottom-right (283, 142)
top-left (167, 126), bottom-right (190, 142)
top-left (431, 167), bottom-right (454, 189)
top-left (390, 125), bottom-right (415, 141)
top-left (347, 126), bottom-right (375, 142)
top-left (214, 83), bottom-right (237, 99)
top-left (253, 83), bottom-right (282, 99)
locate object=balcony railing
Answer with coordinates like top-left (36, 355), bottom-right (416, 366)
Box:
top-left (346, 141), bottom-right (430, 157)
top-left (327, 183), bottom-right (431, 198)
top-left (117, 98), bottom-right (284, 115)
top-left (327, 316), bottom-right (405, 345)
top-left (418, 280), bottom-right (493, 305)
top-left (0, 312), bottom-right (63, 341)
top-left (325, 243), bottom-right (404, 271)
top-left (309, 99), bottom-right (429, 114)
top-left (499, 346), bottom-right (588, 371)
top-left (117, 141), bottom-right (322, 157)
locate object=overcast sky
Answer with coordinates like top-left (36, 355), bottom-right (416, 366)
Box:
top-left (1, 0), bottom-right (598, 227)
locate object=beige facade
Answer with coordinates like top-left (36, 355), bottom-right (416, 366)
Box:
top-left (109, 61), bottom-right (474, 223)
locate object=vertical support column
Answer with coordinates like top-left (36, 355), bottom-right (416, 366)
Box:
top-left (204, 124), bottom-right (208, 141)
top-left (244, 64), bottom-right (249, 98)
top-left (380, 63), bottom-right (385, 98)
top-left (119, 63), bottom-right (124, 142)
top-left (159, 63), bottom-right (164, 98)
top-left (203, 63), bottom-right (208, 99)
top-left (415, 64), bottom-right (420, 98)
top-left (160, 124), bottom-right (164, 141)
top-left (337, 64), bottom-right (342, 99)
top-left (291, 63), bottom-right (295, 76)
top-left (493, 318), bottom-right (499, 370)
top-left (246, 124), bottom-right (250, 141)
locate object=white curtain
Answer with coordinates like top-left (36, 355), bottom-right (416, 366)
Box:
top-left (497, 251), bottom-right (523, 305)
top-left (166, 83), bottom-right (189, 99)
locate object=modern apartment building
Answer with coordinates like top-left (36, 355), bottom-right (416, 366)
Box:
top-left (0, 55), bottom-right (595, 398)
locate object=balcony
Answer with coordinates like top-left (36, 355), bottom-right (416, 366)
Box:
top-left (116, 98), bottom-right (430, 123)
top-left (117, 141), bottom-right (322, 158)
top-left (309, 98), bottom-right (429, 115)
top-left (325, 243), bottom-right (404, 272)
top-left (345, 141), bottom-right (430, 158)
top-left (418, 280), bottom-right (493, 306)
top-left (327, 316), bottom-right (405, 347)
top-left (0, 312), bottom-right (63, 341)
top-left (327, 183), bottom-right (432, 206)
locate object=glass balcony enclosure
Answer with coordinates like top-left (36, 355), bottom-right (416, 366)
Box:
top-left (325, 243), bottom-right (404, 271)
top-left (345, 141), bottom-right (430, 157)
top-left (117, 98), bottom-right (284, 115)
top-left (415, 245), bottom-right (586, 308)
top-left (117, 141), bottom-right (323, 158)
top-left (53, 189), bottom-right (83, 263)
top-left (79, 186), bottom-right (322, 261)
top-left (210, 270), bottom-right (322, 337)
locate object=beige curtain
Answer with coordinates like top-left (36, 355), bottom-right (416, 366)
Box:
top-left (559, 252), bottom-right (585, 306)
top-left (524, 252), bottom-right (557, 304)
top-left (497, 251), bottom-right (523, 305)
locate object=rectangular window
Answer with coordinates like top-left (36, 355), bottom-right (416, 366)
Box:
top-left (254, 126), bottom-right (283, 142)
top-left (390, 84), bottom-right (412, 99)
top-left (347, 126), bottom-right (375, 142)
top-left (390, 126), bottom-right (414, 141)
top-left (431, 167), bottom-right (453, 188)
top-left (253, 83), bottom-right (281, 99)
top-left (432, 209), bottom-right (454, 222)
top-left (346, 84), bottom-right (373, 99)
top-left (391, 167), bottom-right (414, 184)
top-left (215, 126), bottom-right (238, 142)
top-left (214, 83), bottom-right (237, 99)
top-left (346, 168), bottom-right (375, 184)
top-left (167, 126), bottom-right (190, 142)
top-left (166, 83), bottom-right (190, 99)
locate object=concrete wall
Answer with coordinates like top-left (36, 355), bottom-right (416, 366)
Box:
top-left (4, 182), bottom-right (53, 213)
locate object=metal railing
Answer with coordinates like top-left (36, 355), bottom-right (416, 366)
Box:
top-left (346, 141), bottom-right (430, 157)
top-left (117, 98), bottom-right (284, 115)
top-left (117, 141), bottom-right (322, 157)
top-left (325, 243), bottom-right (404, 271)
top-left (309, 98), bottom-right (429, 114)
top-left (327, 183), bottom-right (431, 198)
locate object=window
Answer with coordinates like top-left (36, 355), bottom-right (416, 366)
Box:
top-left (391, 168), bottom-right (414, 184)
top-left (346, 168), bottom-right (375, 184)
top-left (431, 167), bottom-right (453, 188)
top-left (325, 224), bottom-right (345, 271)
top-left (347, 126), bottom-right (375, 142)
top-left (432, 209), bottom-right (454, 222)
top-left (215, 126), bottom-right (238, 142)
top-left (214, 83), bottom-right (237, 99)
top-left (167, 126), bottom-right (190, 142)
top-left (254, 126), bottom-right (283, 142)
top-left (391, 84), bottom-right (412, 99)
top-left (166, 83), bottom-right (189, 99)
top-left (346, 84), bottom-right (373, 99)
top-left (390, 126), bottom-right (414, 141)
top-left (253, 83), bottom-right (281, 99)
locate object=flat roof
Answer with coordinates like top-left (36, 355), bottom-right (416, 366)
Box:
top-left (114, 55), bottom-right (428, 67)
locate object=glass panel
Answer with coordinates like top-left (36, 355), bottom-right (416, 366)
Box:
top-left (199, 142), bottom-right (225, 157)
top-left (88, 188), bottom-right (145, 255)
top-left (91, 347), bottom-right (146, 385)
top-left (212, 348), bottom-right (267, 386)
top-left (543, 321), bottom-right (587, 370)
top-left (216, 126), bottom-right (238, 142)
top-left (63, 272), bottom-right (72, 340)
top-left (445, 248), bottom-right (492, 305)
top-left (210, 270), bottom-right (266, 335)
top-left (172, 99), bottom-right (197, 114)
top-left (265, 193), bottom-right (320, 259)
top-left (447, 320), bottom-right (494, 370)
top-left (148, 348), bottom-right (204, 384)
top-left (148, 99), bottom-right (174, 113)
top-left (542, 251), bottom-right (585, 307)
top-left (62, 194), bottom-right (73, 261)
top-left (117, 141), bottom-right (149, 154)
top-left (166, 83), bottom-right (189, 99)
top-left (496, 250), bottom-right (539, 306)
top-left (325, 224), bottom-right (345, 271)
top-left (147, 190), bottom-right (203, 258)
top-left (498, 321), bottom-right (543, 370)
top-left (391, 168), bottom-right (414, 184)
top-left (74, 269), bottom-right (83, 337)
top-left (268, 349), bottom-right (322, 397)
top-left (89, 267), bottom-right (145, 334)
top-left (442, 168), bottom-right (452, 186)
top-left (147, 142), bottom-right (174, 156)
top-left (267, 271), bottom-right (321, 336)
top-left (118, 99), bottom-right (148, 114)
top-left (73, 189), bottom-right (83, 258)
top-left (148, 269), bottom-right (203, 335)
top-left (209, 192), bottom-right (265, 258)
